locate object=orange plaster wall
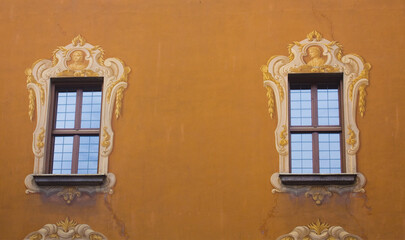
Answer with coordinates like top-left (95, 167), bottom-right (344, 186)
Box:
top-left (0, 0), bottom-right (404, 239)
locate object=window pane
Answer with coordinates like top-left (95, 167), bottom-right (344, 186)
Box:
top-left (81, 91), bottom-right (102, 129)
top-left (52, 136), bottom-right (73, 174)
top-left (317, 89), bottom-right (339, 126)
top-left (78, 136), bottom-right (99, 174)
top-left (290, 89), bottom-right (311, 126)
top-left (319, 133), bottom-right (341, 173)
top-left (56, 92), bottom-right (76, 129)
top-left (290, 133), bottom-right (313, 173)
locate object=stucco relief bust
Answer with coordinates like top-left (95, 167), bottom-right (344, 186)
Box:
top-left (67, 50), bottom-right (89, 70)
top-left (306, 46), bottom-right (326, 67)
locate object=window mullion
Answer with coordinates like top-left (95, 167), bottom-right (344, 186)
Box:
top-left (71, 135), bottom-right (80, 174)
top-left (311, 84), bottom-right (319, 173)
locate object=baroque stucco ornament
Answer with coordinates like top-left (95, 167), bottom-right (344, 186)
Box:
top-left (25, 35), bottom-right (130, 201)
top-left (262, 31), bottom-right (369, 204)
top-left (277, 219), bottom-right (362, 240)
top-left (24, 217), bottom-right (108, 240)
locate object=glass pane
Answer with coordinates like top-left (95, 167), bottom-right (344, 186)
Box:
top-left (78, 136), bottom-right (99, 174)
top-left (55, 92), bottom-right (76, 128)
top-left (319, 133), bottom-right (341, 173)
top-left (317, 88), bottom-right (339, 126)
top-left (81, 91), bottom-right (102, 129)
top-left (290, 89), bottom-right (311, 126)
top-left (52, 136), bottom-right (73, 174)
top-left (290, 133), bottom-right (313, 173)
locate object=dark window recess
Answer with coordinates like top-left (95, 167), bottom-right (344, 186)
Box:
top-left (279, 173), bottom-right (357, 186)
top-left (46, 77), bottom-right (103, 174)
top-left (288, 73), bottom-right (345, 174)
top-left (33, 174), bottom-right (106, 186)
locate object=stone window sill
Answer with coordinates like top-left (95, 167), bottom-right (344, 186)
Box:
top-left (33, 174), bottom-right (107, 186)
top-left (279, 173), bottom-right (357, 186)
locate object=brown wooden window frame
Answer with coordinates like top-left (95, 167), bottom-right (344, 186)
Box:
top-left (46, 77), bottom-right (103, 174)
top-left (288, 73), bottom-right (345, 174)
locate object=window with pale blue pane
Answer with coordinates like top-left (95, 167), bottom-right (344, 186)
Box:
top-left (318, 88), bottom-right (340, 126)
top-left (319, 133), bottom-right (341, 173)
top-left (290, 89), bottom-right (312, 126)
top-left (56, 92), bottom-right (76, 129)
top-left (81, 91), bottom-right (102, 128)
top-left (78, 136), bottom-right (100, 174)
top-left (291, 134), bottom-right (313, 173)
top-left (52, 136), bottom-right (74, 174)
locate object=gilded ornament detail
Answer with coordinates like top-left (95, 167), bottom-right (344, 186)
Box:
top-left (115, 86), bottom-right (125, 119)
top-left (29, 233), bottom-right (42, 240)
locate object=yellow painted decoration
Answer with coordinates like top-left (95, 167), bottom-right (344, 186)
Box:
top-left (56, 217), bottom-right (78, 232)
top-left (115, 86), bottom-right (125, 119)
top-left (265, 86), bottom-right (275, 119)
top-left (359, 85), bottom-right (367, 117)
top-left (307, 219), bottom-right (330, 234)
top-left (52, 46), bottom-right (68, 66)
top-left (290, 64), bottom-right (340, 73)
top-left (102, 127), bottom-right (111, 149)
top-left (29, 233), bottom-right (43, 240)
top-left (307, 30), bottom-right (323, 41)
top-left (57, 69), bottom-right (99, 77)
top-left (36, 127), bottom-right (45, 149)
top-left (347, 126), bottom-right (357, 147)
top-left (279, 125), bottom-right (288, 147)
top-left (72, 35), bottom-right (86, 46)
top-left (28, 89), bottom-right (35, 121)
top-left (261, 65), bottom-right (284, 102)
top-left (349, 63), bottom-right (371, 101)
top-left (90, 234), bottom-right (104, 240)
top-left (91, 45), bottom-right (106, 66)
top-left (25, 68), bottom-right (45, 106)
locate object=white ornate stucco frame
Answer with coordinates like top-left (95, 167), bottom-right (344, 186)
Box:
top-left (24, 35), bottom-right (130, 202)
top-left (261, 31), bottom-right (370, 204)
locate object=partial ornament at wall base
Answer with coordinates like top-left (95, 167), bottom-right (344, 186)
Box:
top-left (24, 173), bottom-right (116, 204)
top-left (24, 217), bottom-right (107, 240)
top-left (270, 173), bottom-right (366, 205)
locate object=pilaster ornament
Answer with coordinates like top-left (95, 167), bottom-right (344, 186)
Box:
top-left (24, 217), bottom-right (108, 240)
top-left (262, 31), bottom-right (369, 203)
top-left (25, 35), bottom-right (129, 198)
top-left (276, 219), bottom-right (362, 240)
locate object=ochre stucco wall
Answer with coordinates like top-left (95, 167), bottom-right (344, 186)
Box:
top-left (0, 0), bottom-right (404, 239)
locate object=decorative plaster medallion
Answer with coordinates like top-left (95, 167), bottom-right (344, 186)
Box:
top-left (277, 219), bottom-right (362, 240)
top-left (24, 217), bottom-right (107, 240)
top-left (262, 31), bottom-right (370, 204)
top-left (25, 35), bottom-right (130, 201)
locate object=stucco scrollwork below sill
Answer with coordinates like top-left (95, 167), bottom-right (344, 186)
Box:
top-left (271, 172), bottom-right (366, 205)
top-left (24, 173), bottom-right (116, 204)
